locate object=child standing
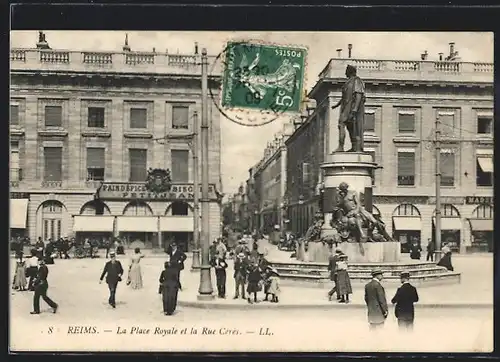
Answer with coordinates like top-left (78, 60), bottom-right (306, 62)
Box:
top-left (267, 268), bottom-right (281, 303)
top-left (246, 262), bottom-right (262, 304)
top-left (336, 254), bottom-right (352, 303)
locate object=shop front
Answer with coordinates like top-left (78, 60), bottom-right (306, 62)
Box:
top-left (468, 202), bottom-right (494, 253)
top-left (160, 216), bottom-right (194, 252)
top-left (72, 215), bottom-right (115, 246)
top-left (432, 204), bottom-right (462, 253)
top-left (116, 216), bottom-right (159, 249)
top-left (392, 203), bottom-right (422, 253)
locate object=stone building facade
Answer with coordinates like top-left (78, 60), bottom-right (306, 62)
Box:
top-left (9, 34), bottom-right (223, 251)
top-left (287, 46), bottom-right (494, 253)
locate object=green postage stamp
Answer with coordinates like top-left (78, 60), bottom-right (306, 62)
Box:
top-left (221, 41), bottom-right (307, 115)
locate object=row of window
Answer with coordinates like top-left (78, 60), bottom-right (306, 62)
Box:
top-left (10, 104), bottom-right (191, 130)
top-left (362, 108), bottom-right (493, 135)
top-left (10, 142), bottom-right (190, 183)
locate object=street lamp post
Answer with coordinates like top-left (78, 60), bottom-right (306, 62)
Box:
top-left (197, 48), bottom-right (214, 300)
top-left (191, 111), bottom-right (201, 271)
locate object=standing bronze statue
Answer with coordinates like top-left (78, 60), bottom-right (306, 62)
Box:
top-left (331, 65), bottom-right (366, 152)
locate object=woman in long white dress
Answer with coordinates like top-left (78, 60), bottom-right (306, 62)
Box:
top-left (127, 248), bottom-right (145, 289)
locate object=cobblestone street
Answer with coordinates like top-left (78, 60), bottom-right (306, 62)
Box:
top-left (9, 252), bottom-right (493, 352)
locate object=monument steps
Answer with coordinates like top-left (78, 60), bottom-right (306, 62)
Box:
top-left (269, 260), bottom-right (461, 287)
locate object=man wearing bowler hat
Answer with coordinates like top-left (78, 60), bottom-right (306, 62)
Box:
top-left (364, 269), bottom-right (388, 331)
top-left (391, 271), bottom-right (419, 331)
top-left (99, 251), bottom-right (123, 308)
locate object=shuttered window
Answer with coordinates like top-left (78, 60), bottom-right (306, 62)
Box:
top-left (45, 106), bottom-right (62, 127)
top-left (398, 112), bottom-right (415, 132)
top-left (171, 150), bottom-right (189, 182)
top-left (130, 108), bottom-right (147, 129)
top-left (397, 151), bottom-right (415, 186)
top-left (364, 112), bottom-right (375, 132)
top-left (88, 107), bottom-right (105, 128)
top-left (129, 149), bottom-right (147, 182)
top-left (10, 142), bottom-right (21, 181)
top-left (87, 148), bottom-right (105, 181)
top-left (439, 112), bottom-right (455, 135)
top-left (440, 151), bottom-right (455, 187)
top-left (44, 147), bottom-right (63, 181)
top-left (10, 105), bottom-right (19, 125)
top-left (172, 105), bottom-right (189, 129)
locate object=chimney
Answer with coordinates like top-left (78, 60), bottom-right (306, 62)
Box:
top-left (336, 48), bottom-right (342, 58)
top-left (421, 50), bottom-right (428, 60)
top-left (439, 52), bottom-right (444, 61)
top-left (194, 42), bottom-right (199, 55)
top-left (36, 31), bottom-right (50, 50)
top-left (152, 47), bottom-right (156, 53)
top-left (348, 44), bottom-right (353, 58)
top-left (449, 42), bottom-right (455, 57)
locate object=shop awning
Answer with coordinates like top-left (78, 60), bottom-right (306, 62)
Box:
top-left (159, 216), bottom-right (194, 232)
top-left (73, 216), bottom-right (115, 232)
top-left (116, 216), bottom-right (158, 232)
top-left (433, 217), bottom-right (462, 230)
top-left (478, 157), bottom-right (493, 173)
top-left (10, 199), bottom-right (29, 229)
top-left (469, 219), bottom-right (493, 232)
top-left (392, 217), bottom-right (422, 231)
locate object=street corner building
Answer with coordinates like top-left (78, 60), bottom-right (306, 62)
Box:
top-left (9, 33), bottom-right (223, 251)
top-left (244, 43), bottom-right (494, 254)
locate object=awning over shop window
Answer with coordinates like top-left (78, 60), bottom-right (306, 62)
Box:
top-left (10, 199), bottom-right (29, 229)
top-left (159, 216), bottom-right (194, 232)
top-left (478, 157), bottom-right (493, 173)
top-left (433, 217), bottom-right (462, 230)
top-left (73, 216), bottom-right (114, 232)
top-left (469, 219), bottom-right (493, 232)
top-left (392, 217), bottom-right (422, 231)
top-left (116, 216), bottom-right (158, 232)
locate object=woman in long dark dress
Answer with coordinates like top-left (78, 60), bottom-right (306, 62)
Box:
top-left (159, 257), bottom-right (180, 316)
top-left (437, 243), bottom-right (454, 271)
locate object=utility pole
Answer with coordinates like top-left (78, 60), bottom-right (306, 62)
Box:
top-left (434, 116), bottom-right (442, 262)
top-left (197, 48), bottom-right (214, 300)
top-left (191, 111), bottom-right (201, 271)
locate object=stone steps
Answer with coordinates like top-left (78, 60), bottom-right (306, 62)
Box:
top-left (274, 266), bottom-right (451, 278)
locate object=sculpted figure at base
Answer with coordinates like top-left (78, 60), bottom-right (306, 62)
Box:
top-left (331, 182), bottom-right (392, 243)
top-left (331, 65), bottom-right (366, 153)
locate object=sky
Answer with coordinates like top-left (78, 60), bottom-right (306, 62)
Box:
top-left (10, 31), bottom-right (493, 195)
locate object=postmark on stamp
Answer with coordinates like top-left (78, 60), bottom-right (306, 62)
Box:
top-left (215, 40), bottom-right (307, 126)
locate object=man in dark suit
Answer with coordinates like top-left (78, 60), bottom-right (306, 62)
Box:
top-left (159, 256), bottom-right (181, 316)
top-left (99, 252), bottom-right (123, 308)
top-left (327, 248), bottom-right (342, 301)
top-left (167, 241), bottom-right (187, 291)
top-left (233, 252), bottom-right (248, 299)
top-left (391, 271), bottom-right (419, 331)
top-left (31, 258), bottom-right (58, 315)
top-left (364, 269), bottom-right (388, 331)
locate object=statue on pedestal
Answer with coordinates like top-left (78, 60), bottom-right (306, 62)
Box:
top-left (331, 65), bottom-right (366, 153)
top-left (330, 182), bottom-right (392, 243)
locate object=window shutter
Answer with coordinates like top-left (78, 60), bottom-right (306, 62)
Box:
top-left (440, 152), bottom-right (455, 186)
top-left (129, 149), bottom-right (147, 181)
top-left (172, 106), bottom-right (189, 129)
top-left (398, 113), bottom-right (415, 132)
top-left (130, 108), bottom-right (147, 129)
top-left (171, 150), bottom-right (190, 182)
top-left (44, 147), bottom-right (63, 181)
top-left (397, 152), bottom-right (415, 185)
top-left (88, 107), bottom-right (105, 128)
top-left (86, 148), bottom-right (105, 168)
top-left (10, 105), bottom-right (19, 125)
top-left (439, 113), bottom-right (455, 134)
top-left (45, 106), bottom-right (62, 127)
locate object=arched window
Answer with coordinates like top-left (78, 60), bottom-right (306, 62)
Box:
top-left (392, 203), bottom-right (421, 217)
top-left (123, 200), bottom-right (153, 216)
top-left (432, 203), bottom-right (460, 217)
top-left (171, 201), bottom-right (189, 216)
top-left (42, 200), bottom-right (64, 241)
top-left (472, 204), bottom-right (493, 219)
top-left (80, 200), bottom-right (111, 215)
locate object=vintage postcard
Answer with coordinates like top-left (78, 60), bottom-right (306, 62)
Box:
top-left (9, 30), bottom-right (493, 353)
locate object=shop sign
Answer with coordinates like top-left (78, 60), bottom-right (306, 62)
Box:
top-left (466, 196), bottom-right (493, 205)
top-left (427, 197), bottom-right (464, 205)
top-left (373, 196), bottom-right (428, 204)
top-left (10, 192), bottom-right (29, 199)
top-left (97, 182), bottom-right (219, 201)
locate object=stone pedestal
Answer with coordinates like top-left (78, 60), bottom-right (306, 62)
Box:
top-left (337, 242), bottom-right (400, 263)
top-left (306, 242), bottom-right (331, 263)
